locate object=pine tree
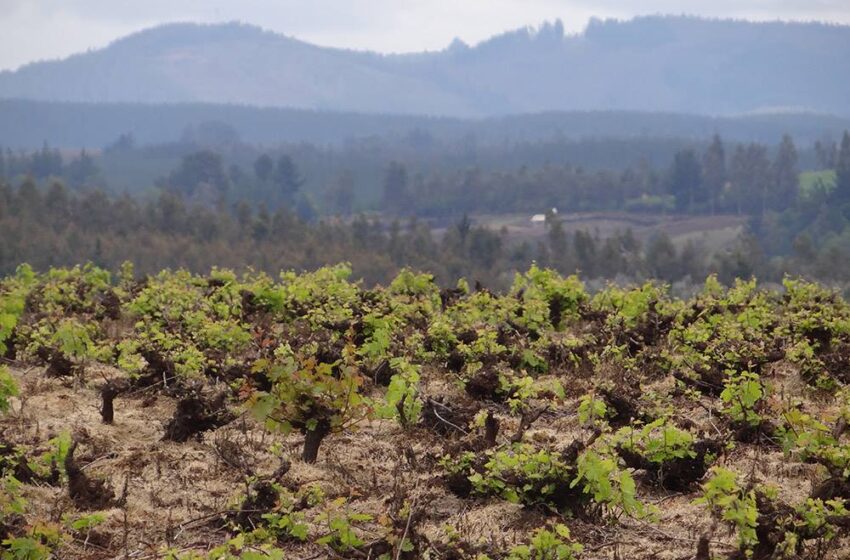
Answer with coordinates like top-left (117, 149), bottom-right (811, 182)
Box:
top-left (66, 149), bottom-right (99, 187)
top-left (702, 135), bottom-right (726, 214)
top-left (273, 155), bottom-right (303, 206)
top-left (814, 139), bottom-right (837, 170)
top-left (45, 181), bottom-right (70, 222)
top-left (835, 131), bottom-right (850, 205)
top-left (328, 171), bottom-right (355, 216)
top-left (729, 143), bottom-right (771, 216)
top-left (253, 154), bottom-right (273, 183)
top-left (667, 149), bottom-right (702, 212)
top-left (772, 135), bottom-right (798, 211)
top-left (382, 162), bottom-right (410, 215)
top-left (547, 216), bottom-right (568, 267)
top-left (168, 150), bottom-right (230, 203)
top-left (16, 176), bottom-right (42, 216)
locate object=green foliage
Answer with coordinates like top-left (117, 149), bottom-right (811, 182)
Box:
top-left (8, 264), bottom-right (117, 373)
top-left (38, 264), bottom-right (111, 312)
top-left (792, 498), bottom-right (848, 542)
top-left (510, 265), bottom-right (586, 331)
top-left (591, 282), bottom-right (670, 330)
top-left (615, 418), bottom-right (696, 464)
top-left (799, 170), bottom-right (836, 200)
top-left (0, 265), bottom-right (37, 356)
top-left (444, 289), bottom-right (513, 330)
top-left (460, 329), bottom-right (507, 364)
top-left (445, 439), bottom-right (649, 520)
top-left (63, 512), bottom-right (106, 533)
top-left (315, 498), bottom-right (372, 553)
top-left (2, 536), bottom-right (51, 560)
top-left (279, 264), bottom-right (358, 327)
top-left (424, 318), bottom-right (459, 358)
top-left (25, 318), bottom-right (111, 365)
top-left (502, 373), bottom-right (541, 413)
top-left (27, 432), bottom-right (72, 483)
top-left (571, 448), bottom-right (649, 519)
top-left (577, 394), bottom-right (607, 429)
top-left (229, 484), bottom-right (310, 544)
top-left (777, 404), bottom-right (850, 477)
top-left (378, 358), bottom-right (422, 428)
top-left (168, 533), bottom-right (286, 559)
top-left (250, 353), bottom-right (367, 438)
top-left (123, 269), bottom-right (252, 377)
top-left (784, 339), bottom-right (828, 387)
top-left (720, 371), bottom-right (765, 426)
top-left (521, 350), bottom-right (548, 375)
top-left (358, 313), bottom-right (396, 365)
top-left (0, 476), bottom-right (26, 522)
top-left (1, 523), bottom-right (64, 560)
top-left (778, 406), bottom-right (834, 460)
top-left (782, 277), bottom-right (849, 339)
top-left (667, 277), bottom-right (780, 388)
top-left (507, 524), bottom-right (583, 560)
top-left (388, 268), bottom-right (441, 312)
top-left (260, 510), bottom-right (308, 542)
top-left (696, 467), bottom-right (759, 550)
top-left (0, 368), bottom-right (18, 414)
top-left (0, 474), bottom-right (63, 559)
top-left (467, 444), bottom-right (573, 506)
top-left (10, 262), bottom-right (850, 556)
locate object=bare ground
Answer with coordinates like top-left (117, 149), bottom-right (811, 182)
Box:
top-left (1, 360), bottom-right (843, 559)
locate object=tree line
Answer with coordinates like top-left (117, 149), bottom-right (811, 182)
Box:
top-left (150, 131), bottom-right (844, 221)
top-left (3, 130), bottom-right (850, 291)
top-left (2, 129), bottom-right (834, 220)
top-left (380, 133), bottom-right (850, 218)
top-left (3, 168), bottom-right (850, 292)
top-left (0, 142), bottom-right (101, 188)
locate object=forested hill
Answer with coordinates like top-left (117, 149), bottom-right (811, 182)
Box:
top-left (1, 16), bottom-right (849, 117)
top-left (3, 99), bottom-right (850, 149)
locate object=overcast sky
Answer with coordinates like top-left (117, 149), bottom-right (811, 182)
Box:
top-left (2, 0), bottom-right (849, 71)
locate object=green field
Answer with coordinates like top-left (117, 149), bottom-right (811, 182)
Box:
top-left (799, 169), bottom-right (837, 199)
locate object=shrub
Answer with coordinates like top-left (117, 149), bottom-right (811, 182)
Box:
top-left (250, 352), bottom-right (368, 463)
top-left (0, 367), bottom-right (18, 414)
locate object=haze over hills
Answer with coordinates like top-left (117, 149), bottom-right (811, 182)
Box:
top-left (1, 16), bottom-right (849, 117)
top-left (2, 99), bottom-right (850, 149)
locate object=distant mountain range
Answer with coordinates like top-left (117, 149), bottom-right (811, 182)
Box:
top-left (1, 16), bottom-right (849, 117)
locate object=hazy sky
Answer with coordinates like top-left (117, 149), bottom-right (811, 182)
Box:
top-left (2, 0), bottom-right (849, 71)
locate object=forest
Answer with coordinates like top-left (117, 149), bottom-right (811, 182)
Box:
top-left (1, 130), bottom-right (849, 293)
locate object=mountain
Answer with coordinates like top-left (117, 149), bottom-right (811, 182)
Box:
top-left (1, 16), bottom-right (849, 117)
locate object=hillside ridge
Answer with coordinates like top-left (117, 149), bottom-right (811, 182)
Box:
top-left (1, 16), bottom-right (849, 116)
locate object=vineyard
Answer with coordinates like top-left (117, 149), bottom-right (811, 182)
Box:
top-left (2, 262), bottom-right (850, 559)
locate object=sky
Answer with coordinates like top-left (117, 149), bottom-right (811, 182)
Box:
top-left (2, 0), bottom-right (850, 71)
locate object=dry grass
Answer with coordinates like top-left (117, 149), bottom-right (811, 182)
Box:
top-left (1, 360), bottom-right (847, 559)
